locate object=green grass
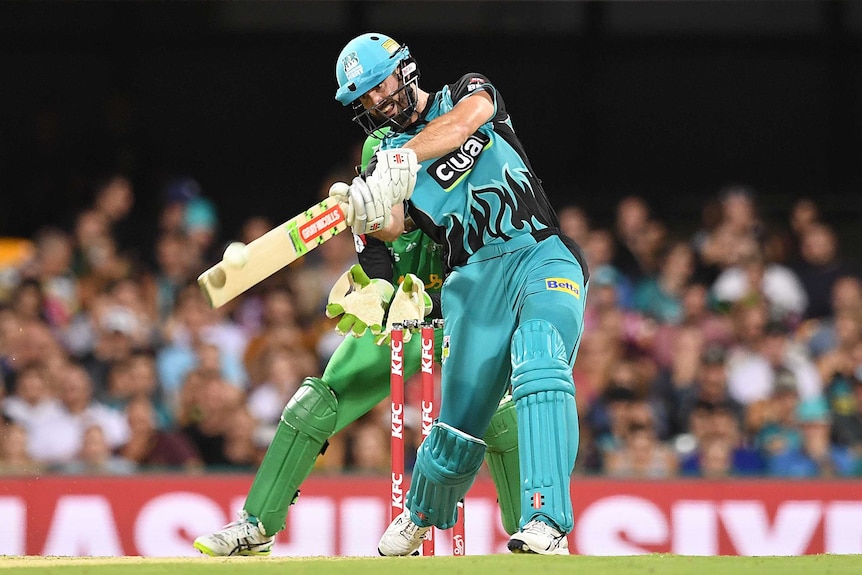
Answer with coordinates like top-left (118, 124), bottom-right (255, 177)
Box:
top-left (0, 554), bottom-right (860, 575)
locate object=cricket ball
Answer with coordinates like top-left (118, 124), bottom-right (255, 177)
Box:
top-left (223, 241), bottom-right (249, 268)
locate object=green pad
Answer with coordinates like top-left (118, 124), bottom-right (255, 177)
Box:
top-left (244, 377), bottom-right (337, 535)
top-left (483, 395), bottom-right (521, 535)
top-left (407, 422), bottom-right (487, 529)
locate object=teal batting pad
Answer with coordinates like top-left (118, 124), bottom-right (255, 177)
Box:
top-left (407, 422), bottom-right (487, 529)
top-left (511, 319), bottom-right (579, 533)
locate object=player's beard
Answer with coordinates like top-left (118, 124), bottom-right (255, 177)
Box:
top-left (371, 84), bottom-right (415, 129)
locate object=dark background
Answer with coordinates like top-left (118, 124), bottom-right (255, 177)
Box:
top-left (2, 0), bottom-right (861, 254)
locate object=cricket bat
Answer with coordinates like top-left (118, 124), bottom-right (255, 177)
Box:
top-left (198, 199), bottom-right (347, 308)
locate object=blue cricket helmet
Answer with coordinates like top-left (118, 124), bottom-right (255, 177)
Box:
top-left (334, 32), bottom-right (420, 135)
top-left (334, 32), bottom-right (410, 105)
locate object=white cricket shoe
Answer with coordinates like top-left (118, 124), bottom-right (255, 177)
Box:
top-left (194, 511), bottom-right (274, 556)
top-left (507, 519), bottom-right (570, 555)
top-left (377, 509), bottom-right (430, 556)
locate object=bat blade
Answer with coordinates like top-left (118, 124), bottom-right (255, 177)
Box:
top-left (198, 200), bottom-right (347, 308)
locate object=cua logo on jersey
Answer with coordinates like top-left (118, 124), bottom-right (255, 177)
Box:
top-left (545, 278), bottom-right (580, 298)
top-left (428, 132), bottom-right (491, 191)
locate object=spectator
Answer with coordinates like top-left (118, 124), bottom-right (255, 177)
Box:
top-left (0, 419), bottom-right (42, 475)
top-left (604, 422), bottom-right (678, 478)
top-left (694, 434), bottom-right (735, 478)
top-left (69, 208), bottom-right (110, 279)
top-left (144, 232), bottom-right (197, 323)
top-left (241, 285), bottom-right (307, 381)
top-left (91, 174), bottom-right (136, 259)
top-left (157, 284), bottom-right (249, 399)
top-left (59, 424), bottom-right (136, 475)
top-left (727, 319), bottom-right (822, 407)
top-left (344, 417), bottom-right (390, 474)
top-left (633, 240), bottom-right (695, 324)
top-left (246, 347), bottom-right (303, 427)
top-left (791, 223), bottom-right (861, 320)
top-left (20, 227), bottom-right (78, 328)
top-left (121, 396), bottom-right (202, 471)
top-left (711, 240), bottom-right (808, 324)
top-left (612, 195), bottom-right (652, 284)
top-left (8, 279), bottom-right (48, 324)
top-left (3, 364), bottom-right (64, 458)
top-left (221, 406), bottom-right (265, 470)
top-left (768, 397), bottom-right (857, 477)
top-left (583, 227), bottom-right (634, 308)
top-left (557, 204), bottom-right (590, 248)
top-left (751, 368), bottom-right (803, 456)
top-left (675, 345), bottom-right (745, 435)
top-left (183, 196), bottom-right (220, 269)
top-left (38, 363), bottom-right (130, 466)
top-left (803, 275), bottom-right (862, 359)
top-left (104, 352), bottom-right (172, 428)
top-left (819, 321), bottom-right (862, 448)
top-left (79, 303), bottom-right (142, 397)
top-left (651, 282), bottom-right (734, 370)
top-left (178, 369), bottom-right (245, 467)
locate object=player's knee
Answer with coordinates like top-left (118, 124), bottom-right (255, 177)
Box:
top-left (408, 422), bottom-right (486, 529)
top-left (510, 319), bottom-right (574, 400)
top-left (280, 377), bottom-right (338, 443)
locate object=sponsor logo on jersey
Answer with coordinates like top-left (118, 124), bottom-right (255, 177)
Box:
top-left (466, 77), bottom-right (486, 92)
top-left (545, 278), bottom-right (581, 298)
top-left (342, 51), bottom-right (363, 80)
top-left (427, 131), bottom-right (491, 190)
top-left (441, 335), bottom-right (450, 364)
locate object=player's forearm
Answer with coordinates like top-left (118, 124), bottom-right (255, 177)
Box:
top-left (405, 91), bottom-right (494, 162)
top-left (405, 116), bottom-right (475, 162)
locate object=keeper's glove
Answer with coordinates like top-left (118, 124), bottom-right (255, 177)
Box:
top-left (326, 264), bottom-right (394, 337)
top-left (374, 273), bottom-right (433, 346)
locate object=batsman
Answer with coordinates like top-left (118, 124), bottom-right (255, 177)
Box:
top-left (193, 131), bottom-right (522, 556)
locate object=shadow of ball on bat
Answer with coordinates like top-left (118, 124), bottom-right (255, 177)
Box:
top-left (208, 267), bottom-right (227, 289)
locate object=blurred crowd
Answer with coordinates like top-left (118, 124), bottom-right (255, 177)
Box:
top-left (1, 168), bottom-right (861, 481)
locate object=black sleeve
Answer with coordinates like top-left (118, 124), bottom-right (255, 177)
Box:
top-left (427, 292), bottom-right (443, 320)
top-left (448, 73), bottom-right (497, 105)
top-left (355, 233), bottom-right (394, 281)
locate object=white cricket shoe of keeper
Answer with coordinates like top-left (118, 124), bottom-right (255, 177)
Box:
top-left (377, 509), bottom-right (430, 556)
top-left (507, 519), bottom-right (570, 555)
top-left (194, 510), bottom-right (274, 557)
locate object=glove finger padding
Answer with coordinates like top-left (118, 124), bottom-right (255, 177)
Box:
top-left (327, 182), bottom-right (355, 226)
top-left (366, 148), bottom-right (419, 205)
top-left (326, 264), bottom-right (394, 337)
top-left (374, 274), bottom-right (432, 346)
top-left (348, 177), bottom-right (390, 235)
